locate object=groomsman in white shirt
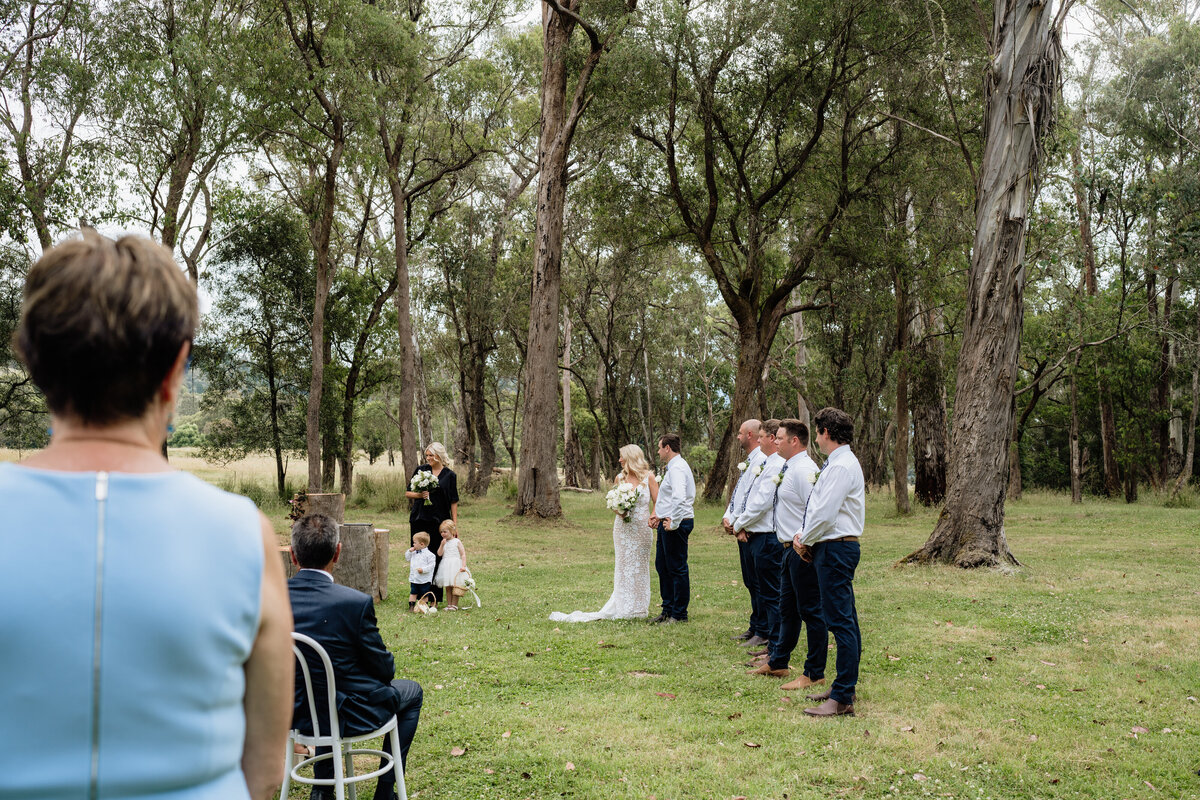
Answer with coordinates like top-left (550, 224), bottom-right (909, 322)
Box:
top-left (649, 433), bottom-right (696, 624)
top-left (796, 407), bottom-right (865, 717)
top-left (723, 418), bottom-right (768, 643)
top-left (732, 419), bottom-right (785, 655)
top-left (763, 419), bottom-right (827, 690)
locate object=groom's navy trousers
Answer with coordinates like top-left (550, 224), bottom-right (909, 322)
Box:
top-left (812, 538), bottom-right (861, 704)
top-left (770, 544), bottom-right (828, 675)
top-left (656, 518), bottom-right (693, 620)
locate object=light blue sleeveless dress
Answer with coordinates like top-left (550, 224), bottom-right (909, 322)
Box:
top-left (0, 464), bottom-right (264, 800)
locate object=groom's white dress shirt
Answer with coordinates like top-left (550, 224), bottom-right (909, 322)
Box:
top-left (733, 451), bottom-right (785, 533)
top-left (797, 444), bottom-right (865, 546)
top-left (655, 453), bottom-right (695, 530)
top-left (723, 446), bottom-right (766, 526)
top-left (774, 450), bottom-right (819, 544)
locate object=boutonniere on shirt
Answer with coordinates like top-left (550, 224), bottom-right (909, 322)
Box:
top-left (655, 472), bottom-right (666, 484)
top-left (736, 460), bottom-right (749, 472)
top-left (808, 469), bottom-right (821, 485)
top-left (753, 464), bottom-right (766, 476)
top-left (772, 470), bottom-right (786, 486)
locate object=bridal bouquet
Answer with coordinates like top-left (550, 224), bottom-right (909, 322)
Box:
top-left (606, 482), bottom-right (640, 519)
top-left (410, 471), bottom-right (439, 493)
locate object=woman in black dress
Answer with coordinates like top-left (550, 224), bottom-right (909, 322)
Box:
top-left (407, 441), bottom-right (459, 602)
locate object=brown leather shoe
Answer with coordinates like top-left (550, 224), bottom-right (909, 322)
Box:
top-left (803, 698), bottom-right (854, 717)
top-left (805, 688), bottom-right (831, 701)
top-left (781, 675), bottom-right (824, 691)
top-left (746, 664), bottom-right (789, 677)
top-left (746, 648), bottom-right (768, 657)
top-left (743, 635), bottom-right (769, 647)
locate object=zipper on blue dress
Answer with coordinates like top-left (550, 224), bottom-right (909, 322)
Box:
top-left (89, 471), bottom-right (108, 800)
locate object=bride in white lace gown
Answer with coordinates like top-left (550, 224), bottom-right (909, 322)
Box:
top-left (551, 445), bottom-right (658, 622)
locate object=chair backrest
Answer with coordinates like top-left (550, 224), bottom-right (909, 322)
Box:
top-left (291, 632), bottom-right (342, 740)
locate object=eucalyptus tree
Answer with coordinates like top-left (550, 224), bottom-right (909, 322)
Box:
top-left (101, 0), bottom-right (249, 281)
top-left (196, 199), bottom-right (311, 497)
top-left (905, 0), bottom-right (1076, 568)
top-left (627, 0), bottom-right (915, 501)
top-left (242, 0), bottom-right (380, 492)
top-left (0, 0), bottom-right (105, 250)
top-left (516, 0), bottom-right (639, 518)
top-left (369, 0), bottom-right (512, 480)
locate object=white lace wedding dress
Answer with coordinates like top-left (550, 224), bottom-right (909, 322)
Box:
top-left (550, 476), bottom-right (652, 622)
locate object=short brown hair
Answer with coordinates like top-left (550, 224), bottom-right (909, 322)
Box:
top-left (778, 419), bottom-right (808, 446)
top-left (762, 419), bottom-right (780, 437)
top-left (291, 514), bottom-right (339, 568)
top-left (16, 233), bottom-right (197, 424)
top-left (659, 433), bottom-right (681, 453)
top-left (814, 407), bottom-right (853, 445)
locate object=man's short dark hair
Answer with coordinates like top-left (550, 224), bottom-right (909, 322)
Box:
top-left (778, 419), bottom-right (809, 446)
top-left (762, 418), bottom-right (780, 437)
top-left (291, 514), bottom-right (340, 569)
top-left (659, 433), bottom-right (681, 453)
top-left (814, 407), bottom-right (853, 445)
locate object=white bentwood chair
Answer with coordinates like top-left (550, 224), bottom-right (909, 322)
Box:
top-left (282, 632), bottom-right (408, 800)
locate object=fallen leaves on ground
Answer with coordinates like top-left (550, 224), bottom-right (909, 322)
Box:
top-left (655, 692), bottom-right (676, 699)
top-left (743, 741), bottom-right (760, 748)
top-left (565, 762), bottom-right (575, 771)
top-left (450, 747), bottom-right (466, 757)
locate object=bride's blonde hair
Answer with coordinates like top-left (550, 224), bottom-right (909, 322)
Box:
top-left (615, 444), bottom-right (652, 483)
top-left (425, 441), bottom-right (453, 469)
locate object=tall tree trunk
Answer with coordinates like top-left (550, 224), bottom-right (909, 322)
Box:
top-left (414, 334), bottom-right (432, 449)
top-left (517, 0), bottom-right (633, 515)
top-left (562, 308), bottom-right (578, 487)
top-left (703, 330), bottom-right (767, 501)
top-left (305, 144), bottom-right (341, 491)
top-left (893, 270), bottom-right (911, 514)
top-left (905, 0), bottom-right (1070, 567)
top-left (792, 307), bottom-right (811, 429)
top-left (1171, 292), bottom-right (1200, 498)
top-left (388, 182), bottom-right (419, 478)
top-left (911, 305), bottom-right (947, 506)
top-left (1069, 351), bottom-right (1082, 503)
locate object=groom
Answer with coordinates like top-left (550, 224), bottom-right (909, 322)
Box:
top-left (649, 433), bottom-right (695, 624)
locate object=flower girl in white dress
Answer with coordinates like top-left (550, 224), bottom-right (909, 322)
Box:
top-left (551, 445), bottom-right (659, 622)
top-left (436, 519), bottom-right (468, 610)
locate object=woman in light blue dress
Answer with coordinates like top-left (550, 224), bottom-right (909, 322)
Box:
top-left (0, 233), bottom-right (294, 800)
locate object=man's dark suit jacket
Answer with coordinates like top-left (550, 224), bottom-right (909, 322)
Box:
top-left (289, 569), bottom-right (397, 736)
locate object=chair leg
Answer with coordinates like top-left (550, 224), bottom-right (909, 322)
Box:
top-left (281, 731), bottom-right (294, 798)
top-left (333, 739), bottom-right (346, 800)
top-left (390, 726), bottom-right (407, 800)
top-left (344, 742), bottom-right (357, 800)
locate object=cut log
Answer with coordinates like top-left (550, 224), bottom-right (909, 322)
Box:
top-left (332, 522), bottom-right (377, 598)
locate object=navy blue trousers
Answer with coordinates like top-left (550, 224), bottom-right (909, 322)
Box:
top-left (748, 532), bottom-right (783, 652)
top-left (313, 678), bottom-right (423, 796)
top-left (812, 539), bottom-right (861, 704)
top-left (770, 545), bottom-right (828, 674)
top-left (738, 536), bottom-right (767, 636)
top-left (655, 518), bottom-right (693, 620)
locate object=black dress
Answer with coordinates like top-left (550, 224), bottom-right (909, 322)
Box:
top-left (409, 465), bottom-right (459, 601)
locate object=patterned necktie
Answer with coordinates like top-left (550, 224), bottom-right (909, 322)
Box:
top-left (737, 460), bottom-right (762, 514)
top-left (771, 463), bottom-right (789, 531)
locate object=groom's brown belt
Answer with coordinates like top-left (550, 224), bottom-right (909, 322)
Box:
top-left (816, 536), bottom-right (859, 543)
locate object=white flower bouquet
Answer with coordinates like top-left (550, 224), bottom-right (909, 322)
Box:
top-left (410, 471), bottom-right (439, 493)
top-left (606, 482), bottom-right (640, 519)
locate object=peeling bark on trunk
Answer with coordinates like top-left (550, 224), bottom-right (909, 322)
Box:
top-left (904, 0), bottom-right (1071, 568)
top-left (517, 0), bottom-right (631, 517)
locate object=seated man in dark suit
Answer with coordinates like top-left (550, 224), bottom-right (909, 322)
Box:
top-left (289, 514), bottom-right (423, 800)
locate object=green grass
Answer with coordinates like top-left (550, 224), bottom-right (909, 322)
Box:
top-left (251, 478), bottom-right (1200, 800)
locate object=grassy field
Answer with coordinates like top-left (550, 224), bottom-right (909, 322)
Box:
top-left (9, 449), bottom-right (1197, 799)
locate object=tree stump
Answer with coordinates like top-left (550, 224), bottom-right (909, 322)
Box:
top-left (332, 523), bottom-right (377, 598)
top-left (373, 528), bottom-right (390, 602)
top-left (306, 492), bottom-right (345, 523)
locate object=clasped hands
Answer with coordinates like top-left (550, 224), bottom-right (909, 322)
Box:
top-left (792, 535), bottom-right (812, 562)
top-left (647, 515), bottom-right (671, 530)
top-left (722, 519), bottom-right (748, 542)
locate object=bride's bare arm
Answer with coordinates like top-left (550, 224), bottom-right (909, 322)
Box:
top-left (648, 474), bottom-right (659, 504)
